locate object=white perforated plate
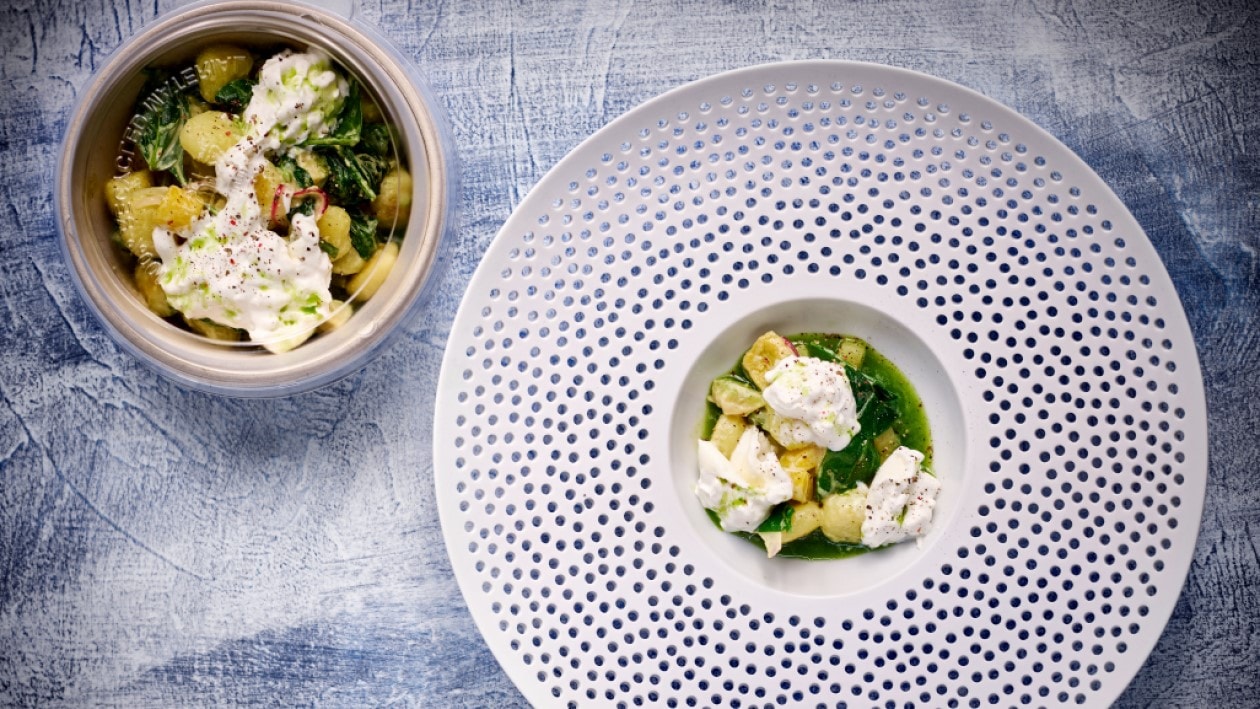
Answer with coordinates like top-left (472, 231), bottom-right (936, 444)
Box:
top-left (434, 61), bottom-right (1207, 707)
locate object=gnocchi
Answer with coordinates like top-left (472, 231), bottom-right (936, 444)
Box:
top-left (347, 240), bottom-right (398, 300)
top-left (107, 43), bottom-right (413, 352)
top-left (372, 168), bottom-right (412, 227)
top-left (178, 110), bottom-right (242, 164)
top-left (194, 44), bottom-right (254, 102)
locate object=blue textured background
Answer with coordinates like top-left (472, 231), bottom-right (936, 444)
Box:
top-left (1, 0), bottom-right (1257, 705)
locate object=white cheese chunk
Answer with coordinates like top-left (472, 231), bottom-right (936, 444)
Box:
top-left (861, 446), bottom-right (941, 548)
top-left (762, 355), bottom-right (861, 451)
top-left (695, 428), bottom-right (793, 532)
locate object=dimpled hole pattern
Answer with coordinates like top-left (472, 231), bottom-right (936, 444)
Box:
top-left (434, 62), bottom-right (1207, 708)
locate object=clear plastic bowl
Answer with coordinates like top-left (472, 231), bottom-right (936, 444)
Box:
top-left (56, 0), bottom-right (456, 396)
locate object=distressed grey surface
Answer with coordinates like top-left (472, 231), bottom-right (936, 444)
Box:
top-left (0, 0), bottom-right (1256, 706)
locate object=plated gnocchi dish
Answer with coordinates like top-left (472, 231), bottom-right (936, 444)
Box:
top-left (696, 331), bottom-right (941, 559)
top-left (106, 43), bottom-right (412, 352)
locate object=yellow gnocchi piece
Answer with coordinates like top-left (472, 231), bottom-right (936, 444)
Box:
top-left (316, 206), bottom-right (352, 259)
top-left (751, 407), bottom-right (815, 451)
top-left (780, 445), bottom-right (824, 502)
top-left (317, 300), bottom-right (354, 334)
top-left (253, 160), bottom-right (288, 224)
top-left (105, 170), bottom-right (153, 217)
top-left (873, 427), bottom-right (901, 462)
top-left (347, 241), bottom-right (398, 301)
top-left (295, 151), bottom-right (329, 187)
top-left (155, 186), bottom-right (204, 232)
top-left (708, 414), bottom-right (746, 459)
top-left (838, 337), bottom-right (867, 368)
top-left (185, 95), bottom-right (209, 118)
top-left (331, 245), bottom-right (367, 275)
top-left (372, 168), bottom-right (412, 228)
top-left (260, 328), bottom-right (314, 355)
top-left (195, 44), bottom-right (253, 102)
top-left (741, 330), bottom-right (796, 389)
top-left (780, 445), bottom-right (825, 471)
top-left (117, 186), bottom-right (170, 259)
top-left (133, 262), bottom-right (174, 317)
top-left (185, 317), bottom-right (241, 342)
top-left (782, 501), bottom-right (823, 544)
top-left (787, 469), bottom-right (814, 504)
top-left (820, 488), bottom-right (867, 544)
top-left (179, 111), bottom-right (242, 165)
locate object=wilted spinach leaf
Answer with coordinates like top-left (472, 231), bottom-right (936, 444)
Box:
top-left (360, 122), bottom-right (392, 158)
top-left (847, 364), bottom-right (897, 432)
top-left (286, 194), bottom-right (318, 222)
top-left (214, 78), bottom-right (255, 114)
top-left (756, 504), bottom-right (795, 533)
top-left (812, 363), bottom-right (901, 497)
top-left (319, 146), bottom-right (383, 204)
top-left (816, 438), bottom-right (878, 496)
top-left (355, 152), bottom-right (387, 194)
top-left (348, 209), bottom-right (378, 259)
top-left (800, 340), bottom-right (838, 362)
top-left (133, 76), bottom-right (189, 185)
top-left (275, 154), bottom-right (313, 188)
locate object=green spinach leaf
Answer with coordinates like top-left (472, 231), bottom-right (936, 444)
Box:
top-left (848, 364), bottom-right (897, 432)
top-left (286, 196), bottom-right (317, 222)
top-left (304, 81), bottom-right (362, 147)
top-left (845, 364), bottom-right (878, 405)
top-left (355, 152), bottom-right (387, 194)
top-left (360, 122), bottom-right (392, 157)
top-left (348, 209), bottom-right (379, 259)
top-left (214, 78), bottom-right (255, 114)
top-left (133, 78), bottom-right (189, 185)
top-left (816, 438), bottom-right (878, 496)
top-left (801, 340), bottom-right (839, 362)
top-left (812, 364), bottom-right (901, 497)
top-left (319, 146), bottom-right (383, 204)
top-left (701, 401), bottom-right (722, 440)
top-left (861, 398), bottom-right (898, 437)
top-left (756, 504), bottom-right (795, 533)
top-left (275, 154), bottom-right (313, 189)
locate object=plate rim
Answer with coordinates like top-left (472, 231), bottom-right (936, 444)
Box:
top-left (433, 58), bottom-right (1209, 706)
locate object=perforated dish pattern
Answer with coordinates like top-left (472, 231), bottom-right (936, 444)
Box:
top-left (434, 62), bottom-right (1206, 707)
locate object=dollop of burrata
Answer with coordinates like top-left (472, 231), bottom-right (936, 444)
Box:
top-left (695, 428), bottom-right (793, 532)
top-left (762, 356), bottom-right (861, 451)
top-left (861, 446), bottom-right (941, 547)
top-left (153, 49), bottom-right (348, 352)
top-left (246, 49), bottom-right (348, 150)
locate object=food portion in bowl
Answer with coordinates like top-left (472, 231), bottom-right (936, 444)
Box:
top-left (696, 331), bottom-right (940, 559)
top-left (106, 43), bottom-right (412, 352)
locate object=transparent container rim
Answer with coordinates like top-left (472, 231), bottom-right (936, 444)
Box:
top-left (56, 0), bottom-right (460, 397)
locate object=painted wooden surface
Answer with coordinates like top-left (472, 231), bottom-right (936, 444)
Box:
top-left (1, 0), bottom-right (1256, 705)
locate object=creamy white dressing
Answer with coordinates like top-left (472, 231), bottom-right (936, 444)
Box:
top-left (860, 446), bottom-right (941, 548)
top-left (153, 49), bottom-right (348, 352)
top-left (762, 355), bottom-right (861, 451)
top-left (246, 50), bottom-right (347, 150)
top-left (695, 428), bottom-right (793, 533)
